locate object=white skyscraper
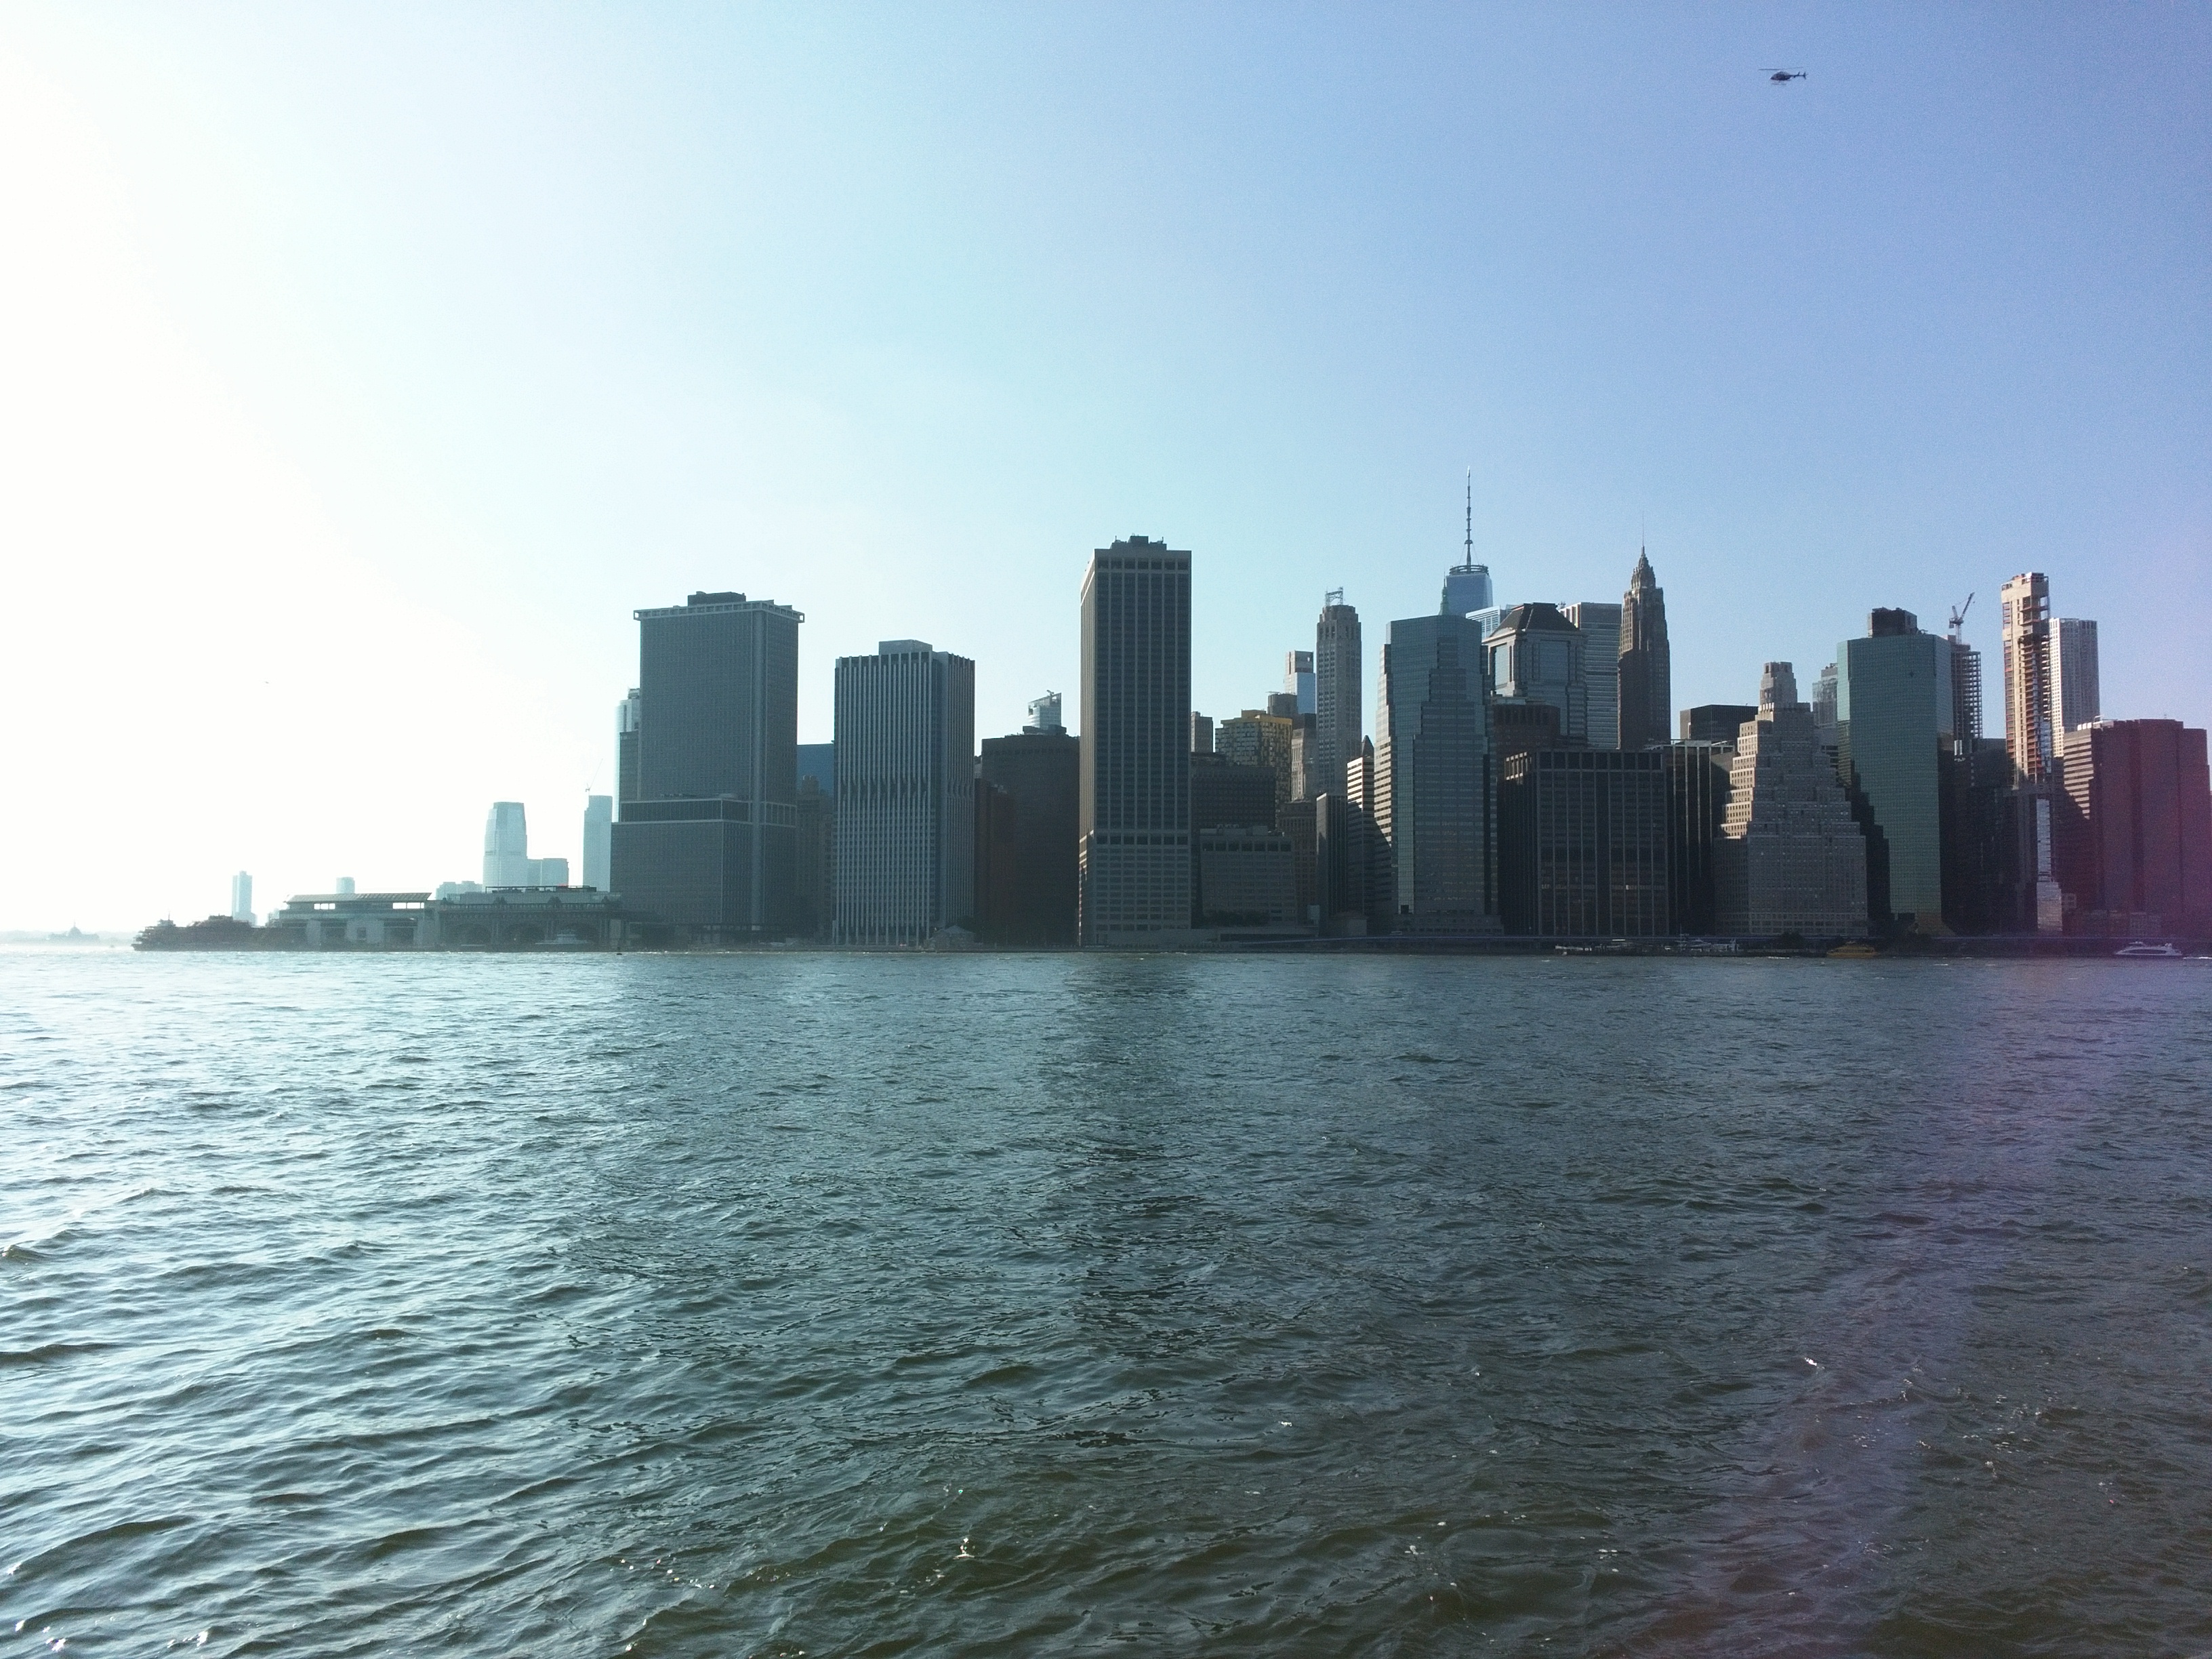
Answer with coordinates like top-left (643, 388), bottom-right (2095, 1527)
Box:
top-left (581, 796), bottom-right (613, 891)
top-left (230, 872), bottom-right (253, 924)
top-left (2051, 617), bottom-right (2100, 733)
top-left (833, 640), bottom-right (977, 945)
top-left (485, 802), bottom-right (531, 887)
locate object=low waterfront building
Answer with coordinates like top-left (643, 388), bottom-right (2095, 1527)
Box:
top-left (1195, 827), bottom-right (1299, 927)
top-left (270, 888), bottom-right (628, 949)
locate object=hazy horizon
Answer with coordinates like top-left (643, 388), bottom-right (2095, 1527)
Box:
top-left (3, 3), bottom-right (2205, 929)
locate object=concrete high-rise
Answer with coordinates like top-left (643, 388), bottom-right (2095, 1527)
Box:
top-left (1715, 663), bottom-right (1868, 937)
top-left (610, 590), bottom-right (802, 941)
top-left (1377, 613), bottom-right (1498, 932)
top-left (1312, 590), bottom-right (1363, 804)
top-left (230, 871), bottom-right (253, 924)
top-left (2051, 617), bottom-right (2101, 733)
top-left (2056, 719), bottom-right (2212, 936)
top-left (832, 641), bottom-right (975, 946)
top-left (1080, 536), bottom-right (1192, 943)
top-left (581, 796), bottom-right (612, 891)
top-left (1562, 601), bottom-right (1622, 750)
top-left (1486, 603), bottom-right (1588, 744)
top-left (1835, 609), bottom-right (1965, 933)
top-left (2000, 573), bottom-right (2055, 783)
top-left (1616, 552), bottom-right (1672, 752)
top-left (484, 802), bottom-right (530, 888)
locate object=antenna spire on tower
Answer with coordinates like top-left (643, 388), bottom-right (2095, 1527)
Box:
top-left (1464, 469), bottom-right (1473, 564)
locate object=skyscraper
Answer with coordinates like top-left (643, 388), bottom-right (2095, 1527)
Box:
top-left (1284, 649), bottom-right (1315, 716)
top-left (1313, 591), bottom-right (1362, 804)
top-left (1499, 748), bottom-right (1671, 936)
top-left (229, 871), bottom-right (253, 924)
top-left (1562, 601), bottom-right (1622, 750)
top-left (611, 590), bottom-right (802, 941)
top-left (1080, 536), bottom-right (1192, 943)
top-left (1377, 613), bottom-right (1498, 932)
top-left (2051, 617), bottom-right (2101, 733)
top-left (977, 727), bottom-right (1079, 947)
top-left (1616, 551), bottom-right (1672, 752)
top-left (1680, 705), bottom-right (1758, 745)
top-left (832, 641), bottom-right (976, 947)
top-left (1714, 663), bottom-right (1868, 937)
top-left (1441, 474), bottom-right (1494, 617)
top-left (581, 796), bottom-right (612, 891)
top-left (2000, 573), bottom-right (2055, 783)
top-left (616, 689), bottom-right (641, 810)
top-left (2055, 719), bottom-right (2212, 936)
top-left (1486, 604), bottom-right (1589, 743)
top-left (484, 802), bottom-right (529, 887)
top-left (1835, 609), bottom-right (1962, 932)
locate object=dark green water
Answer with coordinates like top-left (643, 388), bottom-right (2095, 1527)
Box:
top-left (3, 949), bottom-right (2208, 1655)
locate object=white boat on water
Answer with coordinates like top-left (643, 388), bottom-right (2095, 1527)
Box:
top-left (2114, 941), bottom-right (2183, 958)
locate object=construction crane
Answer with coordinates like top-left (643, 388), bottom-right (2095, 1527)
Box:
top-left (1948, 592), bottom-right (1974, 641)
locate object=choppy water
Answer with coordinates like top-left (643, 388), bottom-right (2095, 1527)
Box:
top-left (3, 948), bottom-right (2209, 1656)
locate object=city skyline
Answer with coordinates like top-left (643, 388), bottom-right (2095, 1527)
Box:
top-left (3, 5), bottom-right (2207, 928)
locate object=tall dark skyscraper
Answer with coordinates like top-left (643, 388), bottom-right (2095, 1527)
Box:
top-left (1377, 613), bottom-right (1498, 933)
top-left (611, 590), bottom-right (802, 941)
top-left (1080, 536), bottom-right (1192, 943)
top-left (1499, 749), bottom-right (1671, 936)
top-left (1616, 550), bottom-right (1671, 752)
top-left (1313, 590), bottom-right (1362, 803)
top-left (979, 710), bottom-right (1081, 947)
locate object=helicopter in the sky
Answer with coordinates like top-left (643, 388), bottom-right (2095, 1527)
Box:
top-left (1766, 68), bottom-right (1807, 83)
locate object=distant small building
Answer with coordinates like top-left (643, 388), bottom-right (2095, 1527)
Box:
top-left (582, 796), bottom-right (613, 892)
top-left (269, 888), bottom-right (626, 948)
top-left (1679, 704), bottom-right (1758, 745)
top-left (230, 871), bottom-right (253, 924)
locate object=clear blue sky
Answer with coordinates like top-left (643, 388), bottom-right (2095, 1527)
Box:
top-left (2, 3), bottom-right (2206, 926)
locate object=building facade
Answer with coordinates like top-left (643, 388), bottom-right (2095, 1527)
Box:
top-left (979, 725), bottom-right (1082, 945)
top-left (1562, 600), bottom-right (1622, 750)
top-left (1486, 603), bottom-right (1589, 745)
top-left (1835, 609), bottom-right (1961, 933)
top-left (1665, 741), bottom-right (1734, 935)
top-left (1714, 663), bottom-right (1868, 937)
top-left (1313, 592), bottom-right (1362, 804)
top-left (832, 640), bottom-right (976, 946)
top-left (1195, 826), bottom-right (1299, 926)
top-left (2056, 719), bottom-right (2212, 937)
top-left (1499, 748), bottom-right (1671, 937)
top-left (611, 590), bottom-right (802, 941)
top-left (1080, 537), bottom-right (1193, 943)
top-left (2051, 617), bottom-right (2101, 734)
top-left (581, 796), bottom-right (612, 891)
top-left (1681, 704), bottom-right (1757, 745)
top-left (1616, 552), bottom-right (1672, 752)
top-left (229, 872), bottom-right (253, 924)
top-left (2000, 572), bottom-right (2055, 783)
top-left (1378, 613), bottom-right (1498, 932)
